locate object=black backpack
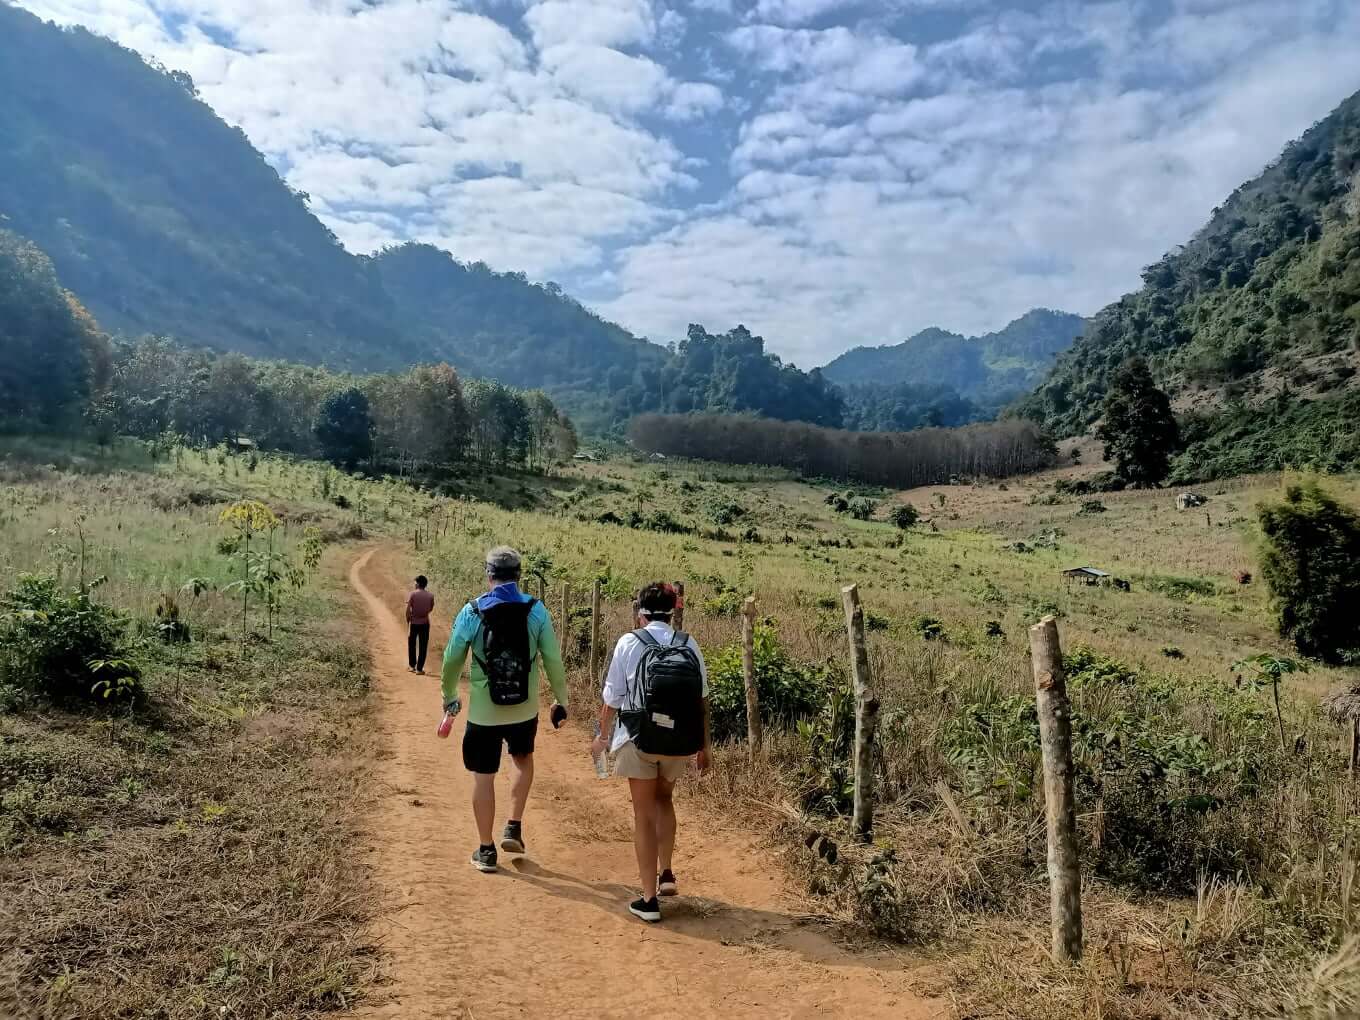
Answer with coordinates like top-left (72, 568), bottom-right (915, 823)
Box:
top-left (620, 629), bottom-right (705, 757)
top-left (468, 597), bottom-right (537, 706)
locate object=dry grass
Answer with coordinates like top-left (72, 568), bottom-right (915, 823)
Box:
top-left (0, 439), bottom-right (439, 1018)
top-left (414, 453), bottom-right (1360, 1019)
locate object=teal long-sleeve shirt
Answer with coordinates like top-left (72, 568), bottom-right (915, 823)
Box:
top-left (440, 586), bottom-right (568, 726)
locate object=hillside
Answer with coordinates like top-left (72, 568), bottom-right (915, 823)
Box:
top-left (822, 309), bottom-right (1086, 397)
top-left (1020, 87), bottom-right (1360, 475)
top-left (0, 6), bottom-right (664, 429)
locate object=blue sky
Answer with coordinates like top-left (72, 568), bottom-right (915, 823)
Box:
top-left (15, 0), bottom-right (1360, 366)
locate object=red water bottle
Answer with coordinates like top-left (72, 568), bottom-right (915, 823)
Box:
top-left (437, 712), bottom-right (454, 739)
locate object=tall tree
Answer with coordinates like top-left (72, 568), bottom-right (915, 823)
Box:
top-left (1096, 357), bottom-right (1179, 487)
top-left (0, 230), bottom-right (109, 429)
top-left (314, 388), bottom-right (374, 469)
top-left (1258, 480), bottom-right (1360, 664)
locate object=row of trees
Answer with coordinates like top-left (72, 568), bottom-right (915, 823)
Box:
top-left (95, 337), bottom-right (577, 472)
top-left (628, 413), bottom-right (1054, 487)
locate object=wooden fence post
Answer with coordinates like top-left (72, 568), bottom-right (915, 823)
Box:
top-left (741, 596), bottom-right (761, 759)
top-left (559, 582), bottom-right (570, 641)
top-left (673, 581), bottom-right (686, 630)
top-left (589, 579), bottom-right (603, 682)
top-left (1029, 615), bottom-right (1083, 964)
top-left (841, 585), bottom-right (880, 843)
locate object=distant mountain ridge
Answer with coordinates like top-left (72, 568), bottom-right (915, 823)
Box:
top-left (820, 309), bottom-right (1087, 401)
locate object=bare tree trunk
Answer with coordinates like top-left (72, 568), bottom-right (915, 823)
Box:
top-left (1029, 615), bottom-right (1083, 963)
top-left (673, 580), bottom-right (685, 631)
top-left (560, 582), bottom-right (570, 645)
top-left (841, 585), bottom-right (879, 843)
top-left (742, 596), bottom-right (761, 760)
top-left (589, 580), bottom-right (603, 683)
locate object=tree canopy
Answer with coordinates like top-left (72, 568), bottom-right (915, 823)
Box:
top-left (1096, 357), bottom-right (1180, 487)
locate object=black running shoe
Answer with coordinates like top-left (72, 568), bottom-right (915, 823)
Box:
top-left (500, 821), bottom-right (525, 855)
top-left (658, 869), bottom-right (678, 896)
top-left (470, 845), bottom-right (498, 873)
top-left (629, 896), bottom-right (662, 923)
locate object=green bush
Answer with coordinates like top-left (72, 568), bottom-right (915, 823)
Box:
top-left (889, 503), bottom-right (920, 529)
top-left (1141, 573), bottom-right (1218, 601)
top-left (1258, 480), bottom-right (1360, 663)
top-left (0, 574), bottom-right (141, 706)
top-left (706, 622), bottom-right (837, 743)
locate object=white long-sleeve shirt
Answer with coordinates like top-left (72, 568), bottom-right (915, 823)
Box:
top-left (602, 621), bottom-right (708, 753)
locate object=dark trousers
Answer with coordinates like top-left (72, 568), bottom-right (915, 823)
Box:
top-left (408, 623), bottom-right (430, 671)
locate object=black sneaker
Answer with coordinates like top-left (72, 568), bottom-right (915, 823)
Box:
top-left (629, 896), bottom-right (662, 923)
top-left (658, 869), bottom-right (678, 897)
top-left (470, 845), bottom-right (498, 873)
top-left (500, 821), bottom-right (525, 854)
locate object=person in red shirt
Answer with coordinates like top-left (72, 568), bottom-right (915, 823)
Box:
top-left (405, 575), bottom-right (436, 674)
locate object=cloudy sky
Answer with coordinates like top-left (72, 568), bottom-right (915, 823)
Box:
top-left (15, 0), bottom-right (1360, 365)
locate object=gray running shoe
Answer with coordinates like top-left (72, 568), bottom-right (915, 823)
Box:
top-left (470, 845), bottom-right (498, 873)
top-left (500, 821), bottom-right (525, 854)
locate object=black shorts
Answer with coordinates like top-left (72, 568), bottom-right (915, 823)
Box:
top-left (462, 717), bottom-right (539, 774)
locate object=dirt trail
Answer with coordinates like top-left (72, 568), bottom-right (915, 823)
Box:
top-left (348, 546), bottom-right (943, 1020)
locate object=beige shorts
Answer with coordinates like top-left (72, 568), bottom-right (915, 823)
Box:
top-left (612, 741), bottom-right (691, 782)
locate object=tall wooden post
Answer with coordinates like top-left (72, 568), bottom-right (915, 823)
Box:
top-left (589, 580), bottom-right (603, 682)
top-left (559, 582), bottom-right (570, 643)
top-left (673, 581), bottom-right (686, 630)
top-left (741, 596), bottom-right (761, 759)
top-left (1029, 615), bottom-right (1083, 963)
top-left (841, 585), bottom-right (879, 843)
top-left (1350, 717), bottom-right (1359, 778)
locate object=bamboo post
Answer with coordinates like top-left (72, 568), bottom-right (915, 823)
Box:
top-left (841, 584), bottom-right (879, 843)
top-left (559, 582), bottom-right (570, 642)
top-left (741, 596), bottom-right (761, 759)
top-left (1029, 615), bottom-right (1083, 963)
top-left (673, 580), bottom-right (685, 630)
top-left (589, 579), bottom-right (603, 682)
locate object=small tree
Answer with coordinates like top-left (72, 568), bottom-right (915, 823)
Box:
top-left (1235, 653), bottom-right (1306, 752)
top-left (219, 500), bottom-right (278, 644)
top-left (889, 503), bottom-right (920, 530)
top-left (1258, 480), bottom-right (1360, 663)
top-left (1096, 357), bottom-right (1179, 487)
top-left (314, 388), bottom-right (374, 469)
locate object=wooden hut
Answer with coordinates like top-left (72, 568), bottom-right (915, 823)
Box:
top-left (1323, 687), bottom-right (1360, 775)
top-left (1063, 566), bottom-right (1110, 587)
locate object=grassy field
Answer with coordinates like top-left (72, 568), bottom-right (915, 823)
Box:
top-left (5, 433), bottom-right (1360, 1018)
top-left (0, 437), bottom-right (444, 1018)
top-left (413, 447), bottom-right (1360, 1019)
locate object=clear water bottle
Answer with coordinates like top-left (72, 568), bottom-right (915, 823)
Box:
top-left (591, 722), bottom-right (610, 779)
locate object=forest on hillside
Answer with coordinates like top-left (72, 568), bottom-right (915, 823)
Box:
top-left (0, 229), bottom-right (575, 476)
top-left (1021, 87), bottom-right (1360, 476)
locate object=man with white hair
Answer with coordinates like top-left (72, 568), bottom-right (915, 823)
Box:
top-left (441, 546), bottom-right (568, 873)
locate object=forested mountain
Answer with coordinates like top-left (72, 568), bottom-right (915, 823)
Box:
top-left (0, 5), bottom-right (665, 430)
top-left (1020, 87), bottom-right (1360, 477)
top-left (822, 309), bottom-right (1086, 396)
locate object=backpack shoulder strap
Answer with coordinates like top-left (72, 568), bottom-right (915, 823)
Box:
top-left (669, 630), bottom-right (691, 648)
top-left (632, 628), bottom-right (661, 649)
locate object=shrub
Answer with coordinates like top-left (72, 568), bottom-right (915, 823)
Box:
top-left (1258, 480), bottom-right (1360, 663)
top-left (706, 622), bottom-right (837, 743)
top-left (1077, 499), bottom-right (1107, 515)
top-left (912, 615), bottom-right (946, 641)
top-left (1142, 573), bottom-right (1218, 601)
top-left (0, 574), bottom-right (141, 706)
top-left (889, 503), bottom-right (920, 530)
top-left (703, 495), bottom-right (746, 526)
